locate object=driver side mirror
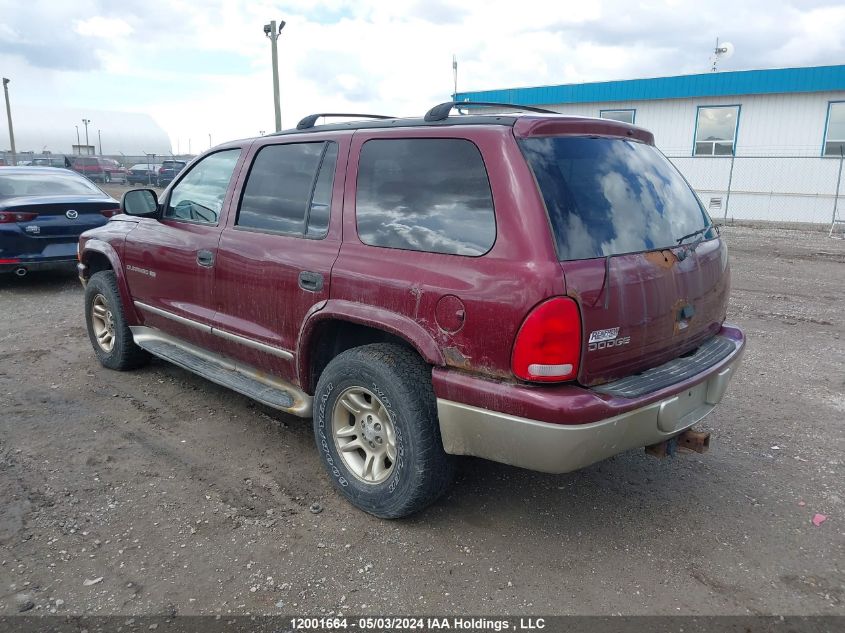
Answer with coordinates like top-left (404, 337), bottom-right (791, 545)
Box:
top-left (121, 189), bottom-right (159, 217)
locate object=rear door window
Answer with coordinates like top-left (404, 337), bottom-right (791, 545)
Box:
top-left (236, 142), bottom-right (337, 237)
top-left (355, 138), bottom-right (495, 256)
top-left (519, 136), bottom-right (715, 260)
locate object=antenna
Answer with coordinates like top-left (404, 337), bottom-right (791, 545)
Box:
top-left (710, 38), bottom-right (735, 72)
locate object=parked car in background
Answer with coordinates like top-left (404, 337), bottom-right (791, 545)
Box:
top-left (77, 103), bottom-right (744, 518)
top-left (1, 167), bottom-right (118, 276)
top-left (157, 159), bottom-right (187, 187)
top-left (32, 155), bottom-right (73, 168)
top-left (71, 156), bottom-right (128, 184)
top-left (127, 163), bottom-right (163, 186)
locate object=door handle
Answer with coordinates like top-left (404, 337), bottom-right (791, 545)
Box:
top-left (298, 270), bottom-right (324, 292)
top-left (196, 250), bottom-right (214, 267)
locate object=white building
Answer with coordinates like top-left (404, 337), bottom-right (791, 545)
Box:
top-left (457, 65), bottom-right (845, 224)
top-left (1, 105), bottom-right (171, 158)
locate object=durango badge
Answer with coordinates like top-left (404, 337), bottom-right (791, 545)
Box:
top-left (588, 327), bottom-right (630, 351)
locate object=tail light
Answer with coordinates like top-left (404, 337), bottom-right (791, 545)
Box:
top-left (0, 211), bottom-right (38, 223)
top-left (101, 208), bottom-right (121, 218)
top-left (511, 297), bottom-right (582, 382)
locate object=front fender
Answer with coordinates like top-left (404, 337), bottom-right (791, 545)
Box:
top-left (81, 238), bottom-right (140, 326)
top-left (296, 299), bottom-right (445, 389)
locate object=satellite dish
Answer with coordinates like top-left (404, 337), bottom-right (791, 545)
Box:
top-left (716, 42), bottom-right (735, 59)
top-left (710, 39), bottom-right (735, 71)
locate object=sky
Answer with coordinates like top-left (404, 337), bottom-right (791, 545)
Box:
top-left (1, 0), bottom-right (844, 152)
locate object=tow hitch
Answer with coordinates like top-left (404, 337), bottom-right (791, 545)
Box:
top-left (646, 428), bottom-right (711, 459)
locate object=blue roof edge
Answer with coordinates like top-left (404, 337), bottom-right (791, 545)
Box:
top-left (455, 65), bottom-right (845, 106)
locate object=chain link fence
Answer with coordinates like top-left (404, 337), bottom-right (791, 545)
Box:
top-left (667, 154), bottom-right (845, 229)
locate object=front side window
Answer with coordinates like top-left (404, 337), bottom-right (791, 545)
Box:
top-left (165, 149), bottom-right (240, 224)
top-left (237, 141), bottom-right (337, 236)
top-left (600, 110), bottom-right (635, 124)
top-left (694, 106), bottom-right (739, 156)
top-left (520, 136), bottom-right (714, 261)
top-left (823, 102), bottom-right (845, 157)
top-left (355, 138), bottom-right (496, 256)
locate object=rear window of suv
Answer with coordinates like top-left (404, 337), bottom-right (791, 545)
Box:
top-left (519, 137), bottom-right (715, 260)
top-left (355, 138), bottom-right (495, 256)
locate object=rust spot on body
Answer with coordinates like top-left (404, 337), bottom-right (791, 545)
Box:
top-left (443, 346), bottom-right (472, 370)
top-left (644, 249), bottom-right (677, 270)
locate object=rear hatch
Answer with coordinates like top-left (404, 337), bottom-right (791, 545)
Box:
top-left (518, 133), bottom-right (729, 387)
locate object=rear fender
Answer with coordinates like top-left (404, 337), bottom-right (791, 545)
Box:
top-left (296, 299), bottom-right (445, 389)
top-left (82, 238), bottom-right (140, 326)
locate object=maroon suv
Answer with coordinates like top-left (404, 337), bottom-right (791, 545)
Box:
top-left (77, 103), bottom-right (745, 518)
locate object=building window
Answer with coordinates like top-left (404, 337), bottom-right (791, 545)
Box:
top-left (694, 105), bottom-right (739, 156)
top-left (600, 109), bottom-right (635, 124)
top-left (823, 102), bottom-right (845, 157)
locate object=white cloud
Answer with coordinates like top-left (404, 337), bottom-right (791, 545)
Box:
top-left (74, 16), bottom-right (134, 39)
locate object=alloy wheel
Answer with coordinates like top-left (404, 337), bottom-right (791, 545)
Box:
top-left (331, 386), bottom-right (397, 484)
top-left (90, 293), bottom-right (116, 352)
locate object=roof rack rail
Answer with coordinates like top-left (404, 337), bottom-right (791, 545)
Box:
top-left (296, 113), bottom-right (396, 130)
top-left (424, 101), bottom-right (557, 122)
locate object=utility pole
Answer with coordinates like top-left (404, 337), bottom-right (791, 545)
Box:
top-left (452, 54), bottom-right (458, 99)
top-left (2, 78), bottom-right (16, 167)
top-left (75, 125), bottom-right (80, 152)
top-left (98, 129), bottom-right (102, 155)
top-left (264, 19), bottom-right (286, 132)
top-left (82, 118), bottom-right (91, 154)
top-left (208, 133), bottom-right (212, 149)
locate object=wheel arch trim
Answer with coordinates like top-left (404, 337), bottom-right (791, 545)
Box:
top-left (296, 299), bottom-right (445, 391)
top-left (81, 239), bottom-right (140, 326)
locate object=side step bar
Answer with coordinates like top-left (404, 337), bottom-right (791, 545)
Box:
top-left (130, 326), bottom-right (312, 417)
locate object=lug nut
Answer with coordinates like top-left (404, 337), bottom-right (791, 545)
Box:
top-left (376, 437), bottom-right (383, 444)
top-left (374, 423), bottom-right (381, 431)
top-left (367, 415), bottom-right (372, 422)
top-left (369, 441), bottom-right (375, 448)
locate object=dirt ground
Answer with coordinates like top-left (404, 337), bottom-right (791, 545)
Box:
top-left (0, 223), bottom-right (842, 617)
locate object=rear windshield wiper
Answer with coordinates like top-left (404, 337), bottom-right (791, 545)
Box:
top-left (676, 225), bottom-right (713, 245)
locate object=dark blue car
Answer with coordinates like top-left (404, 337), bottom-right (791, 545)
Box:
top-left (0, 167), bottom-right (119, 276)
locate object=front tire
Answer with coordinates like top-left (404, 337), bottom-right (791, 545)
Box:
top-left (84, 271), bottom-right (149, 370)
top-left (313, 343), bottom-right (455, 518)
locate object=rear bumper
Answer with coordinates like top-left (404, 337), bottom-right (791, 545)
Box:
top-left (0, 258), bottom-right (77, 273)
top-left (435, 324), bottom-right (745, 473)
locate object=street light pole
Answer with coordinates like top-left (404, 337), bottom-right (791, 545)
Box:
top-left (98, 129), bottom-right (102, 155)
top-left (82, 118), bottom-right (91, 154)
top-left (2, 78), bottom-right (16, 167)
top-left (264, 19), bottom-right (286, 132)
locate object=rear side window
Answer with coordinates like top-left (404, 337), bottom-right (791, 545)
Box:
top-left (519, 137), bottom-right (714, 260)
top-left (355, 138), bottom-right (495, 256)
top-left (237, 142), bottom-right (337, 237)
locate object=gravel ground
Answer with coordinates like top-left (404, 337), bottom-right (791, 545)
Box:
top-left (0, 224), bottom-right (842, 617)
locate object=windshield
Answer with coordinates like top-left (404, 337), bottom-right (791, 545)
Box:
top-left (519, 137), bottom-right (715, 260)
top-left (0, 172), bottom-right (103, 197)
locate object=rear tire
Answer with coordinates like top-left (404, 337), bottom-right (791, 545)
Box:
top-left (84, 271), bottom-right (149, 371)
top-left (313, 343), bottom-right (456, 519)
